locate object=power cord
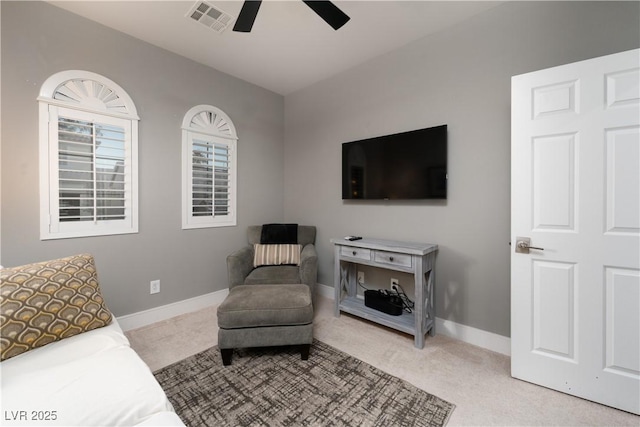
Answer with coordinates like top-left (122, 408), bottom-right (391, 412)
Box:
top-left (392, 284), bottom-right (415, 314)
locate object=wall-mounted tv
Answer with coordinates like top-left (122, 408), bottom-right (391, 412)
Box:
top-left (342, 124), bottom-right (447, 200)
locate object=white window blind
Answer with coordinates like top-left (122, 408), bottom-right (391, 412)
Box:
top-left (57, 115), bottom-right (127, 222)
top-left (182, 105), bottom-right (237, 229)
top-left (192, 137), bottom-right (231, 217)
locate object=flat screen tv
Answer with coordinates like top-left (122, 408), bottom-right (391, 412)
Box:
top-left (342, 124), bottom-right (447, 200)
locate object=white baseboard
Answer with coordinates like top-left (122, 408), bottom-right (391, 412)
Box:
top-left (435, 317), bottom-right (510, 356)
top-left (316, 281), bottom-right (336, 300)
top-left (316, 283), bottom-right (511, 356)
top-left (117, 289), bottom-right (229, 332)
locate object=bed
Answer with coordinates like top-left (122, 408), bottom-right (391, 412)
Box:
top-left (0, 254), bottom-right (184, 426)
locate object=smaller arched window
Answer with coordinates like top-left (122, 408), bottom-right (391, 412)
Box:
top-left (182, 105), bottom-right (238, 229)
top-left (38, 70), bottom-right (139, 240)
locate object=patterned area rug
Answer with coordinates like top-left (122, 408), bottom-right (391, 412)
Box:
top-left (154, 340), bottom-right (455, 426)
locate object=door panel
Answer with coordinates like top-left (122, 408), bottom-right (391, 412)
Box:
top-left (532, 133), bottom-right (577, 231)
top-left (532, 260), bottom-right (576, 360)
top-left (604, 267), bottom-right (640, 376)
top-left (605, 126), bottom-right (639, 234)
top-left (511, 48), bottom-right (640, 414)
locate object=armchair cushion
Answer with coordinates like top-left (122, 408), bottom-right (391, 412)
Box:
top-left (253, 244), bottom-right (301, 267)
top-left (244, 266), bottom-right (301, 286)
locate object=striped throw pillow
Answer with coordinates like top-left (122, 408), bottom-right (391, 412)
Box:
top-left (253, 244), bottom-right (301, 267)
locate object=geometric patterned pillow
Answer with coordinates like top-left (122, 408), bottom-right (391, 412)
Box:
top-left (253, 244), bottom-right (302, 268)
top-left (0, 254), bottom-right (113, 361)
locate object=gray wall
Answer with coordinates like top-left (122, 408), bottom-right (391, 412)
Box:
top-left (283, 2), bottom-right (640, 337)
top-left (1, 2), bottom-right (285, 316)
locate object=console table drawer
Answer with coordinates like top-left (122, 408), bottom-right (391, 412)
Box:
top-left (373, 250), bottom-right (412, 268)
top-left (341, 246), bottom-right (371, 261)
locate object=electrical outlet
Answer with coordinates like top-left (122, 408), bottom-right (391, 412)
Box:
top-left (390, 278), bottom-right (399, 291)
top-left (357, 271), bottom-right (365, 285)
top-left (150, 280), bottom-right (160, 294)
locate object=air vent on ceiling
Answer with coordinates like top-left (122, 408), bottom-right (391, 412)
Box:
top-left (186, 1), bottom-right (233, 33)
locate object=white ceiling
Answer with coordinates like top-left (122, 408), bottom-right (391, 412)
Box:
top-left (49, 0), bottom-right (502, 95)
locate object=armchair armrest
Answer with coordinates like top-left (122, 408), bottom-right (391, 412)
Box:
top-left (299, 244), bottom-right (318, 291)
top-left (227, 246), bottom-right (254, 288)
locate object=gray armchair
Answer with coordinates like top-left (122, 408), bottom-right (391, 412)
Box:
top-left (227, 225), bottom-right (318, 292)
top-left (218, 225), bottom-right (317, 365)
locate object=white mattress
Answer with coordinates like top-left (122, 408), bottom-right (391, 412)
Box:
top-left (0, 319), bottom-right (183, 426)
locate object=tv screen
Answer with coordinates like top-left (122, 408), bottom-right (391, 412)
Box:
top-left (342, 124), bottom-right (447, 200)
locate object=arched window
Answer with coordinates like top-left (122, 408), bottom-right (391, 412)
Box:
top-left (182, 105), bottom-right (238, 229)
top-left (38, 70), bottom-right (139, 240)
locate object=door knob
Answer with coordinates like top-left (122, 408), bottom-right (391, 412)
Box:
top-left (515, 237), bottom-right (544, 254)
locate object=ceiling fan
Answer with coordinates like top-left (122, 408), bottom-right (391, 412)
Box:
top-left (233, 0), bottom-right (350, 32)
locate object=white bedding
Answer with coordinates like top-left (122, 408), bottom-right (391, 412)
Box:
top-left (0, 319), bottom-right (183, 426)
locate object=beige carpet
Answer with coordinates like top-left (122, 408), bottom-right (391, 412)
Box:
top-left (126, 295), bottom-right (640, 426)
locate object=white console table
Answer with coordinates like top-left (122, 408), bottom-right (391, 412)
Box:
top-left (331, 238), bottom-right (438, 349)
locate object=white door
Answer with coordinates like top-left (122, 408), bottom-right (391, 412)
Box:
top-left (511, 49), bottom-right (640, 414)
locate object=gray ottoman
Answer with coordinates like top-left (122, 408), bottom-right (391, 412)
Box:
top-left (217, 284), bottom-right (313, 365)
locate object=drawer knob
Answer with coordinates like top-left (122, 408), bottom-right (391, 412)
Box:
top-left (389, 256), bottom-right (394, 261)
top-left (353, 251), bottom-right (357, 256)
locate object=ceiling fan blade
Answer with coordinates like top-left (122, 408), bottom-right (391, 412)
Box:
top-left (233, 0), bottom-right (262, 32)
top-left (302, 1), bottom-right (350, 30)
